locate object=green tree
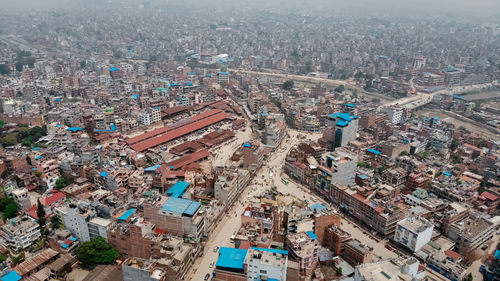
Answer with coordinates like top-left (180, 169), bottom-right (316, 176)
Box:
top-left (15, 62), bottom-right (23, 72)
top-left (0, 254), bottom-right (7, 263)
top-left (467, 273), bottom-right (473, 281)
top-left (76, 236), bottom-right (119, 269)
top-left (1, 133), bottom-right (18, 146)
top-left (334, 85), bottom-right (345, 93)
top-left (11, 253), bottom-right (24, 265)
top-left (336, 267), bottom-right (343, 276)
top-left (80, 60), bottom-right (86, 69)
top-left (209, 24), bottom-right (217, 30)
top-left (50, 215), bottom-right (62, 229)
top-left (283, 80), bottom-right (294, 90)
top-left (357, 162), bottom-right (367, 168)
top-left (450, 139), bottom-right (460, 151)
top-left (3, 202), bottom-right (19, 220)
top-left (0, 64), bottom-right (10, 75)
top-left (451, 153), bottom-right (463, 164)
top-left (400, 151), bottom-right (409, 156)
top-left (37, 199), bottom-right (47, 237)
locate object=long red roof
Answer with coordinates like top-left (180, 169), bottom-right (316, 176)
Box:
top-left (164, 149), bottom-right (210, 170)
top-left (131, 112), bottom-right (229, 152)
top-left (125, 109), bottom-right (223, 145)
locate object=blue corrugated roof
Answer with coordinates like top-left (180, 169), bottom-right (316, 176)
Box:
top-left (61, 244), bottom-right (68, 249)
top-left (35, 155), bottom-right (42, 160)
top-left (243, 143), bottom-right (251, 148)
top-left (346, 103), bottom-right (356, 107)
top-left (109, 67), bottom-right (118, 71)
top-left (329, 112), bottom-right (353, 123)
top-left (0, 271), bottom-right (22, 281)
top-left (443, 172), bottom-right (452, 176)
top-left (309, 203), bottom-right (327, 212)
top-left (167, 181), bottom-right (190, 198)
top-left (162, 197), bottom-right (200, 216)
top-left (216, 247), bottom-right (248, 269)
top-left (359, 174), bottom-right (369, 179)
top-left (100, 171), bottom-right (107, 177)
top-left (118, 209), bottom-right (136, 221)
top-left (336, 120), bottom-right (349, 127)
top-left (306, 231), bottom-right (318, 241)
top-left (250, 247), bottom-right (288, 255)
top-left (219, 72), bottom-right (230, 75)
top-left (495, 250), bottom-right (500, 259)
top-left (144, 164), bottom-right (161, 172)
top-left (367, 149), bottom-right (381, 155)
top-left (67, 127), bottom-right (83, 132)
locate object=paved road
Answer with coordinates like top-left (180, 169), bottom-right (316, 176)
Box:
top-left (188, 130), bottom-right (398, 280)
top-left (232, 69), bottom-right (394, 102)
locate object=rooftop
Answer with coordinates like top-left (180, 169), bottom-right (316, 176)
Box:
top-left (166, 181), bottom-right (190, 198)
top-left (216, 247), bottom-right (248, 270)
top-left (161, 197), bottom-right (201, 216)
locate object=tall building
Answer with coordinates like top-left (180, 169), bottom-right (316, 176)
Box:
top-left (1, 217), bottom-right (40, 251)
top-left (317, 147), bottom-right (358, 192)
top-left (245, 248), bottom-right (288, 281)
top-left (327, 112), bottom-right (359, 149)
top-left (151, 107), bottom-right (161, 123)
top-left (285, 232), bottom-right (319, 275)
top-left (64, 203), bottom-right (111, 242)
top-left (413, 55), bottom-right (426, 69)
top-left (213, 247), bottom-right (289, 281)
top-left (385, 107), bottom-right (403, 124)
top-left (394, 216), bottom-right (434, 252)
top-left (143, 196), bottom-right (205, 239)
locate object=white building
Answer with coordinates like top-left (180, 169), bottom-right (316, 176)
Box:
top-left (385, 107), bottom-right (403, 124)
top-left (88, 217), bottom-right (112, 242)
top-left (65, 204), bottom-right (92, 242)
top-left (138, 111), bottom-right (152, 126)
top-left (0, 217), bottom-right (41, 251)
top-left (11, 188), bottom-right (32, 210)
top-left (65, 203), bottom-right (111, 242)
top-left (355, 258), bottom-right (425, 281)
top-left (394, 217), bottom-right (434, 252)
top-left (245, 247), bottom-right (288, 281)
top-left (218, 72), bottom-right (230, 84)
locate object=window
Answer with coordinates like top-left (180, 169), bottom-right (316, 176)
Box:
top-left (260, 270), bottom-right (267, 274)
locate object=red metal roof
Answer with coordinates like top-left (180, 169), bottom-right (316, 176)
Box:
top-left (126, 109), bottom-right (223, 145)
top-left (40, 191), bottom-right (66, 206)
top-left (131, 112), bottom-right (229, 152)
top-left (164, 149), bottom-right (210, 170)
top-left (352, 193), bottom-right (366, 202)
top-left (481, 191), bottom-right (499, 201)
top-left (161, 106), bottom-right (190, 117)
top-left (445, 250), bottom-right (462, 260)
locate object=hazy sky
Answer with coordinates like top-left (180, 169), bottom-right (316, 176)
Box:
top-left (1, 0), bottom-right (499, 21)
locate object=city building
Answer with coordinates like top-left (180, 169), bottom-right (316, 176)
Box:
top-left (394, 217), bottom-right (434, 252)
top-left (327, 112), bottom-right (359, 149)
top-left (285, 232), bottom-right (319, 275)
top-left (1, 217), bottom-right (41, 251)
top-left (143, 196), bottom-right (205, 239)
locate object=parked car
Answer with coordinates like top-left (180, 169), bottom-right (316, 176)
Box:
top-left (209, 262), bottom-right (214, 268)
top-left (205, 273), bottom-right (210, 280)
top-left (213, 246), bottom-right (219, 252)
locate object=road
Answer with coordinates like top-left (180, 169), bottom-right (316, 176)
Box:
top-left (232, 69), bottom-right (394, 102)
top-left (378, 82), bottom-right (498, 111)
top-left (188, 130), bottom-right (397, 280)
